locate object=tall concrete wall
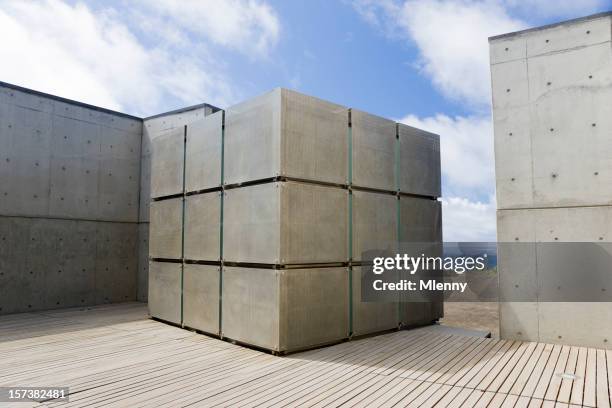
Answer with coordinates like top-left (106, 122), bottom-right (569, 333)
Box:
top-left (490, 12), bottom-right (612, 348)
top-left (0, 82), bottom-right (142, 314)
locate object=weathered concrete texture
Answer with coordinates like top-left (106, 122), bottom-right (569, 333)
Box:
top-left (492, 13), bottom-right (612, 349)
top-left (148, 261), bottom-right (182, 325)
top-left (223, 181), bottom-right (348, 264)
top-left (137, 223), bottom-right (149, 302)
top-left (184, 192), bottom-right (221, 261)
top-left (351, 266), bottom-right (399, 336)
top-left (352, 190), bottom-right (397, 260)
top-left (149, 127), bottom-right (184, 200)
top-left (398, 124), bottom-right (441, 197)
top-left (224, 88), bottom-right (348, 185)
top-left (185, 110), bottom-right (223, 192)
top-left (149, 198), bottom-right (183, 260)
top-left (222, 266), bottom-right (348, 352)
top-left (498, 206), bottom-right (612, 348)
top-left (0, 216), bottom-right (137, 314)
top-left (351, 110), bottom-right (396, 191)
top-left (183, 264), bottom-right (219, 335)
top-left (0, 83), bottom-right (142, 315)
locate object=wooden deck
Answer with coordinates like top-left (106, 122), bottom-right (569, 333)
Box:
top-left (0, 303), bottom-right (611, 407)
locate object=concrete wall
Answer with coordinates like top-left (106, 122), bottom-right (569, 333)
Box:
top-left (0, 82), bottom-right (142, 314)
top-left (490, 12), bottom-right (612, 348)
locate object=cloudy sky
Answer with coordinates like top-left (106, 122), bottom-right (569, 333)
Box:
top-left (1, 0), bottom-right (609, 241)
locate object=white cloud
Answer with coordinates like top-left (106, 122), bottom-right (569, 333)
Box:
top-left (143, 0), bottom-right (280, 57)
top-left (441, 196), bottom-right (496, 241)
top-left (0, 0), bottom-right (280, 115)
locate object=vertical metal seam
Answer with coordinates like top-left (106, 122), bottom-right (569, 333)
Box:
top-left (348, 109), bottom-right (353, 336)
top-left (181, 125), bottom-right (187, 325)
top-left (395, 124), bottom-right (402, 326)
top-left (219, 110), bottom-right (225, 337)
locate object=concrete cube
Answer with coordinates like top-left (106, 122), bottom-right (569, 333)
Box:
top-left (222, 266), bottom-right (348, 352)
top-left (148, 261), bottom-right (182, 324)
top-left (183, 264), bottom-right (220, 335)
top-left (223, 181), bottom-right (348, 264)
top-left (150, 127), bottom-right (184, 199)
top-left (351, 266), bottom-right (399, 336)
top-left (352, 190), bottom-right (397, 261)
top-left (185, 111), bottom-right (223, 192)
top-left (149, 198), bottom-right (183, 260)
top-left (224, 88), bottom-right (348, 186)
top-left (398, 124), bottom-right (441, 197)
top-left (184, 192), bottom-right (221, 261)
top-left (351, 110), bottom-right (396, 191)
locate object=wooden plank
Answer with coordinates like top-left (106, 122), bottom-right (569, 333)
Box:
top-left (556, 346), bottom-right (579, 404)
top-left (488, 341), bottom-right (537, 393)
top-left (511, 343), bottom-right (552, 396)
top-left (584, 347), bottom-right (597, 407)
top-left (570, 347), bottom-right (587, 406)
top-left (597, 348), bottom-right (610, 408)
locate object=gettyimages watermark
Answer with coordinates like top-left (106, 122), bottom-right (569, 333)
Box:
top-left (361, 242), bottom-right (612, 302)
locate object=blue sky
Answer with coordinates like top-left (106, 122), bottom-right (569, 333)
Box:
top-left (1, 0), bottom-right (610, 241)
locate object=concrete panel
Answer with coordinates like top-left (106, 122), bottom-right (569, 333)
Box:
top-left (489, 36), bottom-right (527, 65)
top-left (137, 223), bottom-right (149, 302)
top-left (224, 89), bottom-right (281, 185)
top-left (527, 42), bottom-right (612, 103)
top-left (185, 110), bottom-right (223, 192)
top-left (184, 192), bottom-right (221, 261)
top-left (398, 125), bottom-right (441, 197)
top-left (94, 222), bottom-right (138, 304)
top-left (351, 266), bottom-right (398, 336)
top-left (499, 302), bottom-right (539, 341)
top-left (183, 264), bottom-right (220, 334)
top-left (279, 267), bottom-right (348, 351)
top-left (494, 106), bottom-right (533, 209)
top-left (225, 182), bottom-right (347, 264)
top-left (222, 267), bottom-right (280, 350)
top-left (525, 15), bottom-right (611, 58)
top-left (48, 157), bottom-right (98, 220)
top-left (530, 87), bottom-right (612, 207)
top-left (352, 190), bottom-right (397, 261)
top-left (139, 153), bottom-right (151, 222)
top-left (149, 198), bottom-right (183, 260)
top-left (97, 158), bottom-right (139, 222)
top-left (0, 216), bottom-right (30, 314)
top-left (279, 182), bottom-right (348, 264)
top-left (399, 197), bottom-right (442, 243)
top-left (491, 59), bottom-right (529, 111)
top-left (148, 261), bottom-right (182, 325)
top-left (538, 303), bottom-right (612, 349)
top-left (222, 266), bottom-right (348, 352)
top-left (351, 110), bottom-right (395, 191)
top-left (280, 89), bottom-right (348, 185)
top-left (150, 127), bottom-right (184, 199)
top-left (224, 89), bottom-right (348, 185)
top-left (223, 183), bottom-right (280, 264)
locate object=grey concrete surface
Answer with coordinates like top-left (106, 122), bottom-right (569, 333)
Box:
top-left (185, 110), bottom-right (223, 192)
top-left (351, 109), bottom-right (396, 191)
top-left (491, 13), bottom-right (612, 348)
top-left (351, 266), bottom-right (399, 336)
top-left (222, 266), bottom-right (348, 353)
top-left (184, 191), bottom-right (221, 261)
top-left (148, 261), bottom-right (182, 325)
top-left (183, 264), bottom-right (220, 335)
top-left (224, 88), bottom-right (348, 186)
top-left (352, 190), bottom-right (398, 260)
top-left (149, 197), bottom-right (183, 260)
top-left (398, 124), bottom-right (441, 197)
top-left (223, 181), bottom-right (348, 264)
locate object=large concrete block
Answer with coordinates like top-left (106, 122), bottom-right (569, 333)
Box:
top-left (224, 88), bottom-right (348, 185)
top-left (183, 264), bottom-right (219, 334)
top-left (398, 124), bottom-right (441, 197)
top-left (148, 261), bottom-right (182, 325)
top-left (489, 35), bottom-right (527, 65)
top-left (525, 15), bottom-right (611, 58)
top-left (150, 127), bottom-right (184, 199)
top-left (399, 197), bottom-right (442, 243)
top-left (0, 216), bottom-right (31, 314)
top-left (149, 198), bottom-right (183, 260)
top-left (223, 181), bottom-right (348, 264)
top-left (351, 266), bottom-right (398, 336)
top-left (185, 111), bottom-right (223, 192)
top-left (351, 110), bottom-right (396, 191)
top-left (97, 158), bottom-right (139, 222)
top-left (491, 59), bottom-right (530, 111)
top-left (222, 266), bottom-right (348, 352)
top-left (184, 192), bottom-right (221, 261)
top-left (352, 190), bottom-right (397, 261)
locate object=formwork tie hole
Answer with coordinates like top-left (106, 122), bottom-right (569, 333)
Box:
top-left (587, 30), bottom-right (591, 34)
top-left (547, 82), bottom-right (552, 86)
top-left (592, 123), bottom-right (596, 127)
top-left (506, 88), bottom-right (511, 92)
top-left (550, 128), bottom-right (554, 132)
top-left (595, 172), bottom-right (599, 176)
